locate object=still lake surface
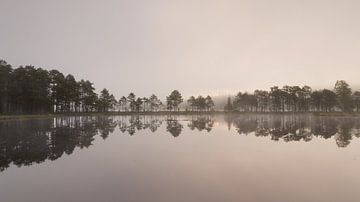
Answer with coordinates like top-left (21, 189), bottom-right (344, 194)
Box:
top-left (1, 114), bottom-right (360, 202)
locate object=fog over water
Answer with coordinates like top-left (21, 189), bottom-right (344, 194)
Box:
top-left (1, 0), bottom-right (360, 97)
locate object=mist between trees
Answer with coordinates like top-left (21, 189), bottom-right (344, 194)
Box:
top-left (1, 60), bottom-right (360, 114)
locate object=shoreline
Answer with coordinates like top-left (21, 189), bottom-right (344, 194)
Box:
top-left (0, 111), bottom-right (359, 121)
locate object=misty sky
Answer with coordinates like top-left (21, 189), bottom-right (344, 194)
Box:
top-left (1, 0), bottom-right (360, 98)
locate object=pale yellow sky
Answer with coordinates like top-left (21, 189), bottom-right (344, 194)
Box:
top-left (1, 0), bottom-right (359, 98)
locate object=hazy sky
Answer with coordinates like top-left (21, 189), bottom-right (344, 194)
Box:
top-left (1, 0), bottom-right (360, 98)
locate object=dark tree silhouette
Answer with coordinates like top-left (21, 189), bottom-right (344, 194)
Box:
top-left (119, 96), bottom-right (127, 112)
top-left (149, 94), bottom-right (161, 112)
top-left (224, 97), bottom-right (233, 112)
top-left (135, 98), bottom-right (143, 112)
top-left (127, 93), bottom-right (136, 112)
top-left (0, 60), bottom-right (122, 114)
top-left (0, 60), bottom-right (12, 114)
top-left (97, 89), bottom-right (117, 112)
top-left (166, 90), bottom-right (183, 111)
top-left (187, 96), bottom-right (196, 112)
top-left (334, 80), bottom-right (353, 112)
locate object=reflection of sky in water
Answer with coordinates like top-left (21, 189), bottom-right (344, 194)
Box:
top-left (1, 115), bottom-right (360, 202)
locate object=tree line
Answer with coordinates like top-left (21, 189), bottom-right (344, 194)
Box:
top-left (0, 60), bottom-right (216, 114)
top-left (3, 60), bottom-right (359, 114)
top-left (118, 90), bottom-right (215, 112)
top-left (0, 60), bottom-right (118, 114)
top-left (224, 80), bottom-right (360, 113)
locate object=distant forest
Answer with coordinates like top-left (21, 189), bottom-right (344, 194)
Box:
top-left (1, 60), bottom-right (360, 114)
top-left (226, 80), bottom-right (360, 113)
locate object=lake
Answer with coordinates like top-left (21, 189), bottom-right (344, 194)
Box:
top-left (1, 114), bottom-right (360, 202)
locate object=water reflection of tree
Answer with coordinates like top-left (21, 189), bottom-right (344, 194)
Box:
top-left (188, 116), bottom-right (214, 132)
top-left (226, 115), bottom-right (360, 147)
top-left (166, 118), bottom-right (183, 137)
top-left (335, 119), bottom-right (355, 147)
top-left (117, 116), bottom-right (185, 137)
top-left (311, 117), bottom-right (338, 139)
top-left (0, 116), bottom-right (117, 172)
top-left (2, 115), bottom-right (360, 172)
top-left (117, 116), bottom-right (163, 135)
top-left (96, 116), bottom-right (117, 139)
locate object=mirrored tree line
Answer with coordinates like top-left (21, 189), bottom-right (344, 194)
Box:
top-left (225, 80), bottom-right (360, 113)
top-left (0, 116), bottom-right (118, 172)
top-left (1, 115), bottom-right (360, 172)
top-left (0, 115), bottom-right (212, 171)
top-left (117, 115), bottom-right (215, 136)
top-left (225, 115), bottom-right (360, 148)
top-left (118, 115), bottom-right (360, 148)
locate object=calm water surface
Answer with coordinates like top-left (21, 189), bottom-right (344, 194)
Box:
top-left (1, 114), bottom-right (360, 202)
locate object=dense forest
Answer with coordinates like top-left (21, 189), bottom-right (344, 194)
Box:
top-left (0, 60), bottom-right (214, 114)
top-left (1, 60), bottom-right (360, 114)
top-left (0, 60), bottom-right (113, 114)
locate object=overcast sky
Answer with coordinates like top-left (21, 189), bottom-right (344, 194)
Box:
top-left (1, 0), bottom-right (360, 98)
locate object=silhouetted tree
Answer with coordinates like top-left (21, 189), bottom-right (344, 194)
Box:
top-left (119, 96), bottom-right (127, 112)
top-left (195, 96), bottom-right (206, 111)
top-left (234, 92), bottom-right (257, 112)
top-left (224, 97), bottom-right (233, 112)
top-left (97, 89), bottom-right (117, 112)
top-left (49, 70), bottom-right (66, 113)
top-left (254, 90), bottom-right (269, 112)
top-left (142, 97), bottom-right (150, 112)
top-left (187, 96), bottom-right (196, 111)
top-left (205, 95), bottom-right (215, 111)
top-left (166, 90), bottom-right (183, 111)
top-left (127, 93), bottom-right (136, 112)
top-left (334, 80), bottom-right (353, 112)
top-left (0, 60), bottom-right (12, 114)
top-left (78, 80), bottom-right (97, 112)
top-left (10, 66), bottom-right (51, 114)
top-left (135, 98), bottom-right (143, 112)
top-left (64, 74), bottom-right (79, 112)
top-left (149, 94), bottom-right (161, 112)
top-left (311, 90), bottom-right (322, 112)
top-left (270, 86), bottom-right (283, 112)
top-left (322, 89), bottom-right (337, 112)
